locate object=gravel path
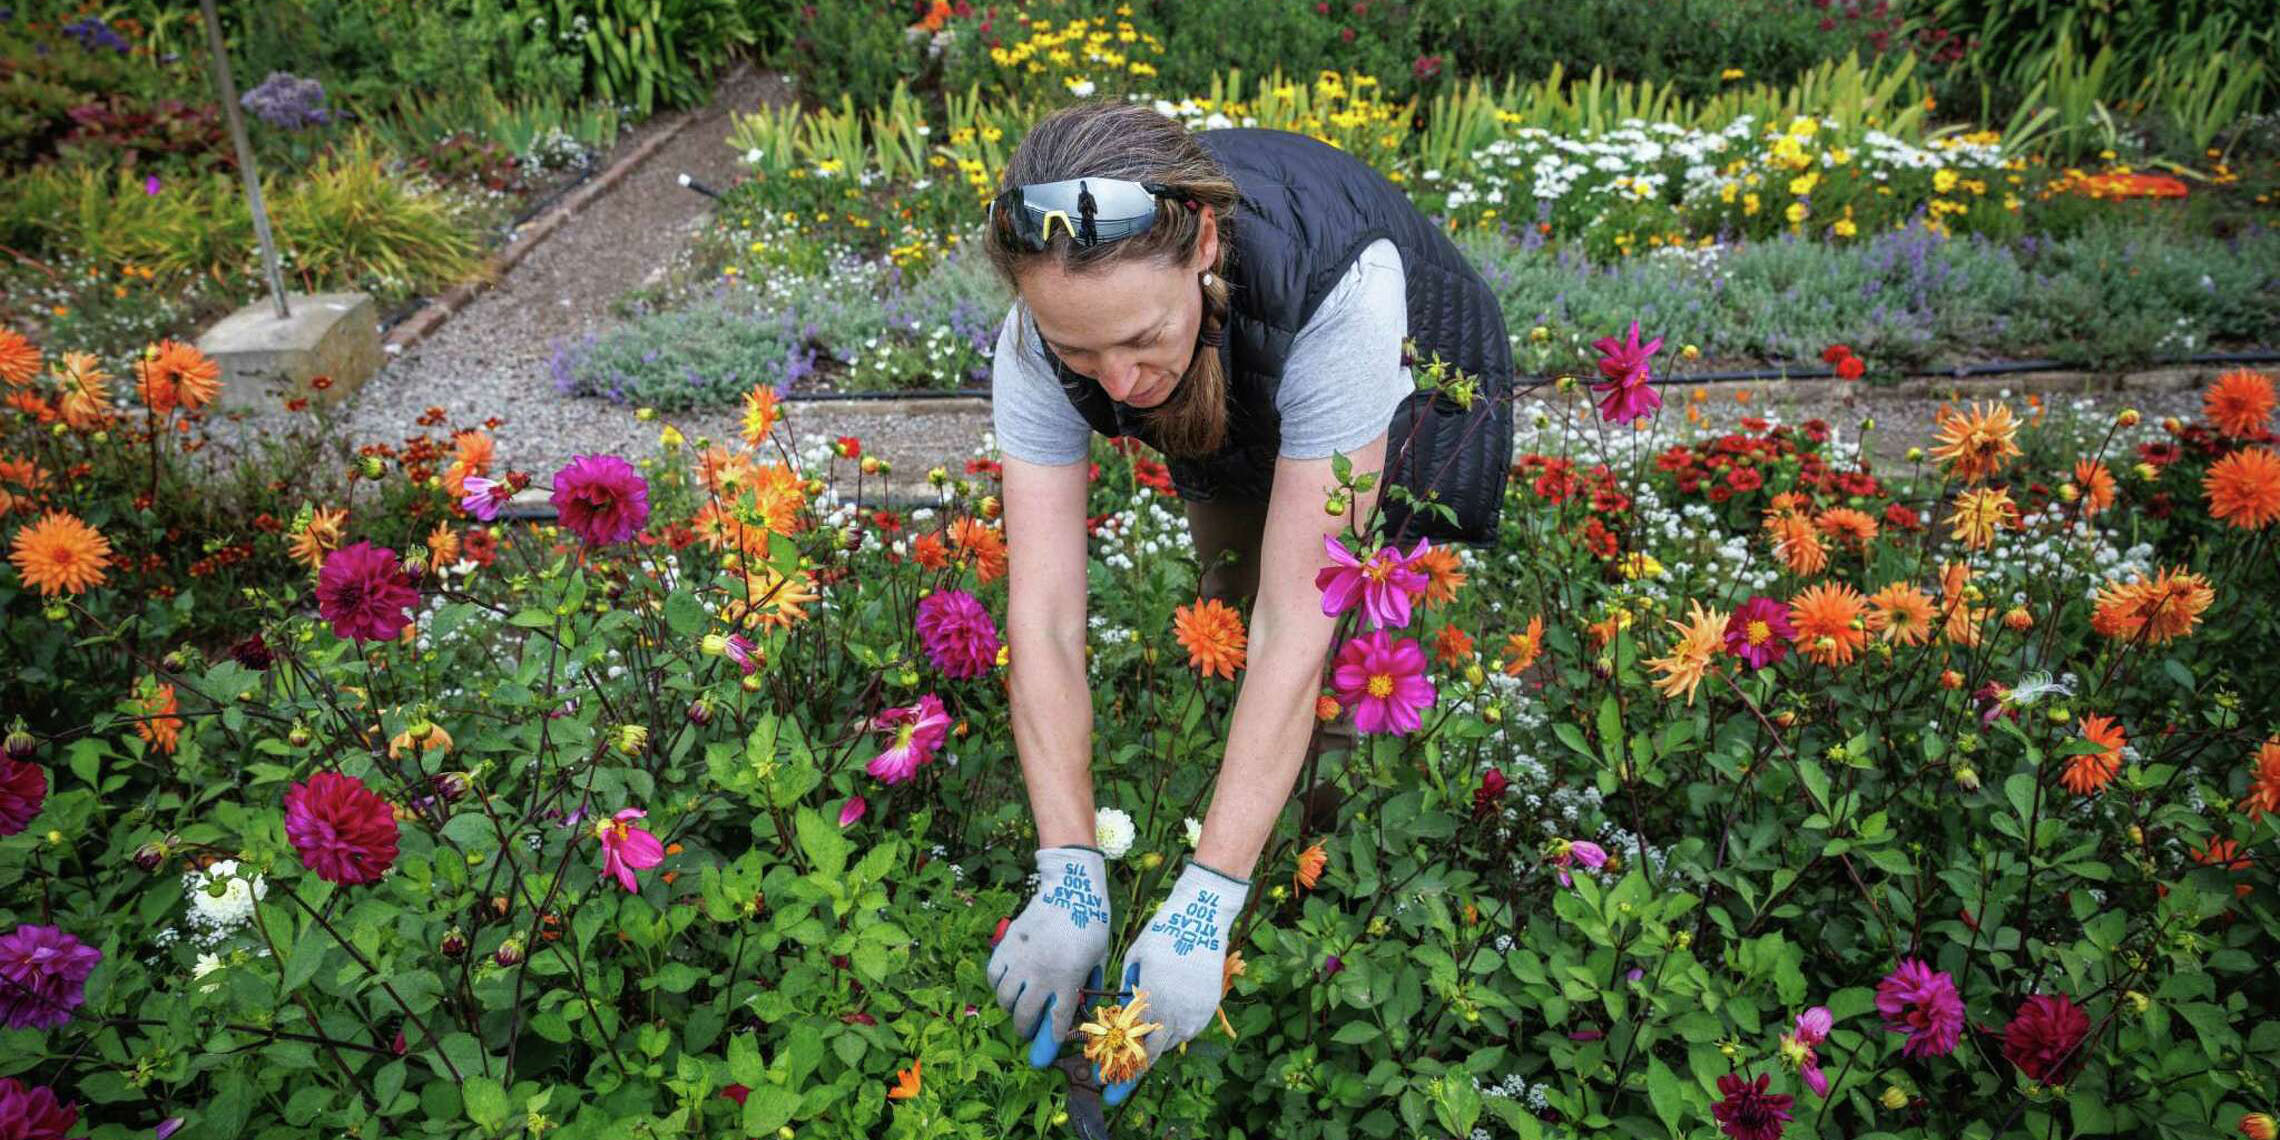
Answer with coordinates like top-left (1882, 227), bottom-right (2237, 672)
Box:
top-left (332, 60), bottom-right (2218, 500)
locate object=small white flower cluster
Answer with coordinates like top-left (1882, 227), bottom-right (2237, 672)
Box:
top-left (182, 860), bottom-right (268, 945)
top-left (1148, 98), bottom-right (1247, 132)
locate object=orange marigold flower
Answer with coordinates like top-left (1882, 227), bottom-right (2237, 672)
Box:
top-left (948, 516), bottom-right (1007, 584)
top-left (54, 351), bottom-right (111, 431)
top-left (2065, 714), bottom-right (2126, 795)
top-left (2073, 458), bottom-right (2116, 516)
top-left (2203, 368), bottom-right (2276, 438)
top-left (133, 339), bottom-right (221, 414)
top-left (1500, 615), bottom-right (1546, 676)
top-left (133, 680), bottom-right (183, 755)
top-left (289, 506), bottom-right (347, 571)
top-left (741, 383), bottom-right (782, 447)
top-left (1947, 487), bottom-right (2016, 550)
top-left (1789, 582), bottom-right (1869, 666)
top-left (2244, 737), bottom-right (2280, 821)
top-left (0, 328), bottom-right (39, 387)
top-left (1645, 599), bottom-right (1727, 705)
top-left (1295, 840), bottom-right (1328, 891)
top-left (1412, 544), bottom-right (1467, 608)
top-left (426, 522), bottom-right (461, 567)
top-left (2092, 567), bottom-right (2214, 646)
top-left (1814, 506), bottom-right (1880, 546)
top-left (1768, 513), bottom-right (1829, 575)
top-left (1174, 597), bottom-right (1247, 679)
top-left (886, 1057), bottom-right (921, 1100)
top-left (2204, 448), bottom-right (2280, 530)
top-left (1432, 624), bottom-right (1474, 667)
top-left (2190, 836), bottom-right (2249, 871)
top-left (1930, 401), bottom-right (2023, 483)
top-left (9, 510), bottom-right (111, 596)
top-left (1866, 582), bottom-right (1936, 646)
top-left (910, 530), bottom-right (950, 571)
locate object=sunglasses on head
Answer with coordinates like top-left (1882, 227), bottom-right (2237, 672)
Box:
top-left (987, 177), bottom-right (1192, 252)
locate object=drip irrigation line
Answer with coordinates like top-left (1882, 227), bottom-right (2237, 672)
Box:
top-left (376, 156), bottom-right (606, 334)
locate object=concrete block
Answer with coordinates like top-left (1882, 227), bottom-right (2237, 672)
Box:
top-left (197, 293), bottom-right (382, 410)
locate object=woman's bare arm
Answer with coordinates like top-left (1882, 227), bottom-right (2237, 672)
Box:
top-left (1001, 453), bottom-right (1098, 849)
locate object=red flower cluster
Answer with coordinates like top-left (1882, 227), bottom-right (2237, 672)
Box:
top-left (1821, 343), bottom-right (1867, 380)
top-left (1647, 421), bottom-right (1889, 509)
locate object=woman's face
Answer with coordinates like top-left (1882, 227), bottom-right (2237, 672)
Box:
top-left (1018, 209), bottom-right (1218, 409)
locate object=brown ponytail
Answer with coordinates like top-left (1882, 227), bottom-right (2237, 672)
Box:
top-left (981, 100), bottom-right (1238, 459)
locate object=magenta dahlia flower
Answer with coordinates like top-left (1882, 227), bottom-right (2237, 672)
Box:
top-left (1329, 630), bottom-right (1436, 734)
top-left (1314, 535), bottom-right (1432, 630)
top-left (0, 757), bottom-right (45, 837)
top-left (459, 475), bottom-right (508, 522)
top-left (1780, 1006), bottom-right (1834, 1097)
top-left (550, 454), bottom-right (650, 546)
top-left (2002, 993), bottom-right (2090, 1084)
top-left (914, 589), bottom-right (1001, 679)
top-left (1711, 1072), bottom-right (1794, 1140)
top-left (1591, 320), bottom-right (1665, 424)
top-left (1877, 957), bottom-right (1965, 1058)
top-left (868, 693), bottom-right (951, 784)
top-left (1548, 837), bottom-right (1608, 888)
top-left (1723, 596), bottom-right (1796, 671)
top-left (316, 541), bottom-right (419, 642)
top-left (0, 1076), bottom-right (78, 1139)
top-left (0, 924), bottom-right (102, 1030)
top-left (594, 807), bottom-right (665, 893)
top-left (284, 771), bottom-right (401, 885)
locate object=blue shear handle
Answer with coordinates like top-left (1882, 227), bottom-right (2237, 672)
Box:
top-left (1027, 963), bottom-right (1105, 1069)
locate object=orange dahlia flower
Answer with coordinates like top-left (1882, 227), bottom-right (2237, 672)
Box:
top-left (2092, 567), bottom-right (2214, 645)
top-left (1174, 597), bottom-right (1247, 679)
top-left (9, 510), bottom-right (111, 596)
top-left (133, 339), bottom-right (221, 414)
top-left (1646, 599), bottom-right (1727, 704)
top-left (1930, 401), bottom-right (2022, 483)
top-left (2065, 714), bottom-right (2126, 795)
top-left (1789, 582), bottom-right (1869, 666)
top-left (2072, 459), bottom-right (2116, 516)
top-left (0, 328), bottom-right (42, 387)
top-left (1500, 615), bottom-right (1545, 676)
top-left (2203, 369), bottom-right (2276, 438)
top-left (2205, 448), bottom-right (2280, 530)
top-left (2243, 737), bottom-right (2280, 821)
top-left (1866, 582), bottom-right (1936, 646)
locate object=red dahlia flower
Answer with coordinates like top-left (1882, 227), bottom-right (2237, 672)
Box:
top-left (1712, 1072), bottom-right (1794, 1140)
top-left (2001, 993), bottom-right (2090, 1083)
top-left (0, 757), bottom-right (45, 837)
top-left (284, 771), bottom-right (401, 885)
top-left (316, 542), bottom-right (419, 642)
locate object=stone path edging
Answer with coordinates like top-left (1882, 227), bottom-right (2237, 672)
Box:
top-left (380, 62), bottom-right (753, 355)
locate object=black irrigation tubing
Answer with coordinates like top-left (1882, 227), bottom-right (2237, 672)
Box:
top-left (375, 157), bottom-right (607, 335)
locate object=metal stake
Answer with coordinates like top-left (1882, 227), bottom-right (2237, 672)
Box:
top-left (200, 0), bottom-right (290, 320)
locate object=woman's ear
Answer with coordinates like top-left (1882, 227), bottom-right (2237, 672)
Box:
top-left (1192, 205), bottom-right (1220, 273)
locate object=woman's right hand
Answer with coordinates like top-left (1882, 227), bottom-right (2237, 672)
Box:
top-left (987, 845), bottom-right (1113, 1067)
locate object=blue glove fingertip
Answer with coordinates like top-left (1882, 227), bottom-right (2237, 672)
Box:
top-left (1103, 1074), bottom-right (1140, 1106)
top-left (1025, 992), bottom-right (1060, 1068)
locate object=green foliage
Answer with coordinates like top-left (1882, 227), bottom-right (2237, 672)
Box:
top-left (777, 0), bottom-right (923, 110)
top-left (1922, 0), bottom-right (2279, 128)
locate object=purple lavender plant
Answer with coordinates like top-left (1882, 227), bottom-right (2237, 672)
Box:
top-left (240, 72), bottom-right (333, 130)
top-left (63, 17), bottom-right (130, 53)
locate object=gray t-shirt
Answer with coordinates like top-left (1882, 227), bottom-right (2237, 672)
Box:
top-left (990, 238), bottom-right (1413, 466)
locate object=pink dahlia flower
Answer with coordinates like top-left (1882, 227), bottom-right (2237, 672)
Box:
top-left (316, 542), bottom-right (419, 642)
top-left (0, 924), bottom-right (102, 1030)
top-left (284, 771), bottom-right (401, 885)
top-left (1723, 596), bottom-right (1796, 671)
top-left (838, 795), bottom-right (867, 827)
top-left (595, 807), bottom-right (665, 893)
top-left (1329, 630), bottom-right (1436, 734)
top-left (459, 476), bottom-right (508, 522)
top-left (1877, 957), bottom-right (1964, 1058)
top-left (1591, 320), bottom-right (1665, 425)
top-left (915, 589), bottom-right (1000, 680)
top-left (550, 454), bottom-right (650, 546)
top-left (1315, 535), bottom-right (1432, 630)
top-left (1548, 837), bottom-right (1608, 888)
top-left (868, 693), bottom-right (951, 784)
top-left (0, 1076), bottom-right (78, 1139)
top-left (0, 757), bottom-right (45, 837)
top-left (1781, 1006), bottom-right (1834, 1097)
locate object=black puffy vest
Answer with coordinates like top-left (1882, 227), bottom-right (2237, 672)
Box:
top-left (1036, 128), bottom-right (1515, 545)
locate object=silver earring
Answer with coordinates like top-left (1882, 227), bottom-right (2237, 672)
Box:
top-left (1200, 271), bottom-right (1215, 287)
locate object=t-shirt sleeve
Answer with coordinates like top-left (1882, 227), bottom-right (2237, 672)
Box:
top-left (989, 305), bottom-right (1093, 466)
top-left (1275, 238), bottom-right (1414, 460)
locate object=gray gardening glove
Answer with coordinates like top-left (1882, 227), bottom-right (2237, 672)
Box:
top-left (1101, 858), bottom-right (1251, 1105)
top-left (987, 844), bottom-right (1112, 1068)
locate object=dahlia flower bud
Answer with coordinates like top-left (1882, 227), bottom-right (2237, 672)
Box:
top-left (2, 725), bottom-right (35, 762)
top-left (133, 838), bottom-right (168, 872)
top-left (740, 673), bottom-right (763, 693)
top-left (1528, 325), bottom-right (1549, 343)
top-left (2243, 1113), bottom-right (2279, 1140)
top-left (1955, 766), bottom-right (1981, 792)
top-left (1323, 495), bottom-right (1346, 516)
top-left (686, 698), bottom-right (714, 726)
top-left (494, 938), bottom-right (524, 967)
top-left (1906, 447), bottom-right (1925, 462)
top-left (1881, 1086), bottom-right (1910, 1110)
top-left (861, 456), bottom-right (883, 475)
top-left (357, 455), bottom-right (386, 480)
top-left (1681, 344), bottom-right (1700, 361)
top-left (979, 495), bottom-right (1001, 520)
top-left (2116, 408), bottom-right (2140, 427)
top-left (659, 425), bottom-right (684, 449)
top-left (440, 928), bottom-right (468, 958)
top-left (432, 772), bottom-right (471, 803)
top-left (635, 406), bottom-right (657, 422)
top-left (613, 724), bottom-right (649, 756)
top-left (700, 633), bottom-right (729, 657)
top-left (287, 725), bottom-right (314, 748)
top-left (2162, 416), bottom-right (2183, 434)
